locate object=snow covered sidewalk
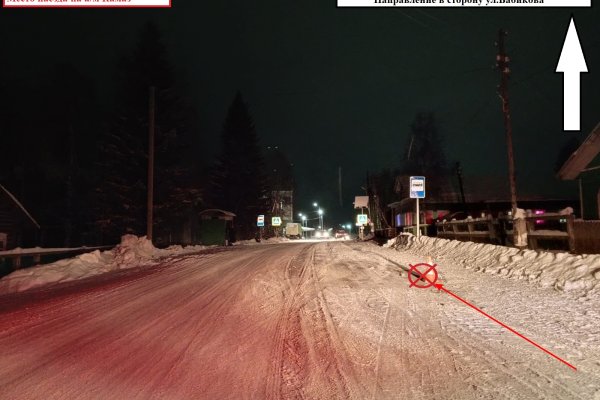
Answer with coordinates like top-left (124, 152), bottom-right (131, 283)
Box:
top-left (386, 234), bottom-right (600, 297)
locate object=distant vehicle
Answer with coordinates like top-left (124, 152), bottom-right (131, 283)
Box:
top-left (335, 229), bottom-right (349, 239)
top-left (285, 223), bottom-right (302, 239)
top-left (314, 229), bottom-right (330, 239)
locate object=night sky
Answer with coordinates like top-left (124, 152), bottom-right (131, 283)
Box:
top-left (1, 2), bottom-right (599, 226)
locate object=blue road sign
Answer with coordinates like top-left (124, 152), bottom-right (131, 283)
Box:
top-left (410, 176), bottom-right (426, 199)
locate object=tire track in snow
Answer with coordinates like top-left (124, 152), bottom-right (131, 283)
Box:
top-left (370, 287), bottom-right (393, 400)
top-left (304, 242), bottom-right (359, 399)
top-left (0, 246), bottom-right (284, 399)
top-left (266, 245), bottom-right (314, 400)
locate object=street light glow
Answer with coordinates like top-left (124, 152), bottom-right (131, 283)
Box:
top-left (313, 202), bottom-right (318, 207)
top-left (318, 209), bottom-right (323, 215)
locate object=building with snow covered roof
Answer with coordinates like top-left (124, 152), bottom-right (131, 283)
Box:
top-left (557, 122), bottom-right (600, 220)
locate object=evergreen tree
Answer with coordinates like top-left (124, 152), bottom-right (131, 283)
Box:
top-left (96, 22), bottom-right (198, 244)
top-left (0, 79), bottom-right (13, 181)
top-left (210, 92), bottom-right (267, 239)
top-left (0, 65), bottom-right (100, 247)
top-left (0, 73), bottom-right (40, 245)
top-left (35, 64), bottom-right (99, 246)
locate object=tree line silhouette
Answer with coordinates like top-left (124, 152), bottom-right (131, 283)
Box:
top-left (0, 22), bottom-right (274, 247)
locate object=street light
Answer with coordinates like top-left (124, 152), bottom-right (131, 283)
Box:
top-left (301, 215), bottom-right (307, 238)
top-left (318, 208), bottom-right (324, 230)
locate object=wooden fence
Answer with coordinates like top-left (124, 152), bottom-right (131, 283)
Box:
top-left (525, 213), bottom-right (574, 252)
top-left (573, 220), bottom-right (600, 254)
top-left (402, 224), bottom-right (430, 236)
top-left (374, 227), bottom-right (398, 239)
top-left (436, 216), bottom-right (498, 244)
top-left (432, 213), bottom-right (599, 254)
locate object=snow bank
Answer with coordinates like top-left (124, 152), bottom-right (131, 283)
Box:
top-left (234, 236), bottom-right (291, 246)
top-left (388, 234), bottom-right (600, 295)
top-left (0, 235), bottom-right (210, 295)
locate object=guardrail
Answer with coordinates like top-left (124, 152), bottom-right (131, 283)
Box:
top-left (0, 246), bottom-right (113, 270)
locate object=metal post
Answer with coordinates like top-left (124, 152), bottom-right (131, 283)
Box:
top-left (416, 198), bottom-right (420, 238)
top-left (579, 177), bottom-right (584, 219)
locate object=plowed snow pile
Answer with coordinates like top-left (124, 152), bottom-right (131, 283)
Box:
top-left (387, 234), bottom-right (600, 295)
top-left (0, 235), bottom-right (209, 294)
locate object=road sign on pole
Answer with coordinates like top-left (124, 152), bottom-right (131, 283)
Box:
top-left (257, 215), bottom-right (265, 227)
top-left (271, 216), bottom-right (282, 226)
top-left (410, 177), bottom-right (425, 238)
top-left (356, 214), bottom-right (368, 226)
top-left (410, 176), bottom-right (426, 199)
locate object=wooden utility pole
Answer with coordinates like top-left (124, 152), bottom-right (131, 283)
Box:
top-left (496, 30), bottom-right (521, 245)
top-left (147, 86), bottom-right (156, 242)
top-left (338, 166), bottom-right (343, 206)
top-left (456, 161), bottom-right (466, 205)
top-left (496, 31), bottom-right (518, 214)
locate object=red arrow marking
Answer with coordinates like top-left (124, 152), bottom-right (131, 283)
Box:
top-left (432, 283), bottom-right (576, 371)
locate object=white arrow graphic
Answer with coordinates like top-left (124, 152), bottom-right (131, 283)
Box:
top-left (556, 17), bottom-right (588, 132)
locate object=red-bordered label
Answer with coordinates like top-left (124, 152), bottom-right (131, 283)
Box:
top-left (3, 0), bottom-right (171, 8)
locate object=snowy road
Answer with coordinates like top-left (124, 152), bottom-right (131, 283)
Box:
top-left (1, 241), bottom-right (599, 399)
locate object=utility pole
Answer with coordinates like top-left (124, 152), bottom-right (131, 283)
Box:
top-left (338, 166), bottom-right (343, 207)
top-left (455, 161), bottom-right (466, 205)
top-left (496, 30), bottom-right (521, 246)
top-left (147, 86), bottom-right (156, 242)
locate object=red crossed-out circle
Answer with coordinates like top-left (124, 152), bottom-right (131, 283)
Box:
top-left (408, 263), bottom-right (438, 289)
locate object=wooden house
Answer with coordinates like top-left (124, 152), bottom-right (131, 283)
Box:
top-left (557, 122), bottom-right (600, 220)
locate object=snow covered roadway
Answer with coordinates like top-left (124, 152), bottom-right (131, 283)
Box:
top-left (1, 241), bottom-right (599, 399)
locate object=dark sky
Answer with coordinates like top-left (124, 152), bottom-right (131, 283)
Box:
top-left (1, 2), bottom-right (599, 226)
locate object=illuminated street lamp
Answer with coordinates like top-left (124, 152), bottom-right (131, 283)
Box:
top-left (301, 215), bottom-right (307, 238)
top-left (312, 203), bottom-right (320, 229)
